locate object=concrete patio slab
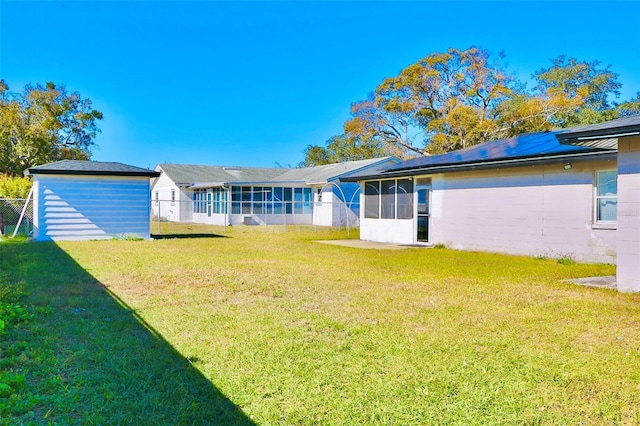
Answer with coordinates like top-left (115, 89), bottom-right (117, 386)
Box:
top-left (563, 275), bottom-right (617, 289)
top-left (316, 240), bottom-right (427, 250)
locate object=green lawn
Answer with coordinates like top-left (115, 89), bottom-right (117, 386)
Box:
top-left (2, 226), bottom-right (639, 424)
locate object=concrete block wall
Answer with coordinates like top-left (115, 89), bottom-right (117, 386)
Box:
top-left (616, 136), bottom-right (640, 291)
top-left (429, 161), bottom-right (617, 263)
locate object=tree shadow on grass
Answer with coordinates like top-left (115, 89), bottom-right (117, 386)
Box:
top-left (0, 241), bottom-right (254, 425)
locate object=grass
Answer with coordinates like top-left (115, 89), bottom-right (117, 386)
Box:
top-left (2, 225), bottom-right (639, 424)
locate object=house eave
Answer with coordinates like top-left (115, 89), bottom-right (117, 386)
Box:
top-left (557, 126), bottom-right (640, 144)
top-left (26, 169), bottom-right (160, 178)
top-left (342, 150), bottom-right (617, 181)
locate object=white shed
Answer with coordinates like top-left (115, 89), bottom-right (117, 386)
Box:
top-left (27, 160), bottom-right (160, 241)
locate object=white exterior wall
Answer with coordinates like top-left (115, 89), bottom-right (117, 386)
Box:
top-left (193, 211), bottom-right (227, 226)
top-left (616, 136), bottom-right (640, 291)
top-left (312, 184), bottom-right (360, 227)
top-left (33, 174), bottom-right (152, 241)
top-left (232, 213), bottom-right (312, 226)
top-left (361, 217), bottom-right (415, 244)
top-left (150, 171), bottom-right (192, 222)
top-left (361, 160), bottom-right (617, 263)
top-left (430, 161), bottom-right (616, 263)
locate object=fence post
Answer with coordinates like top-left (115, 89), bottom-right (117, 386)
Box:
top-left (12, 187), bottom-right (34, 238)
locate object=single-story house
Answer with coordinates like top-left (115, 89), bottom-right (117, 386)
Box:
top-left (345, 127), bottom-right (621, 262)
top-left (347, 115), bottom-right (640, 292)
top-left (151, 157), bottom-right (399, 227)
top-left (27, 160), bottom-right (160, 241)
top-left (556, 115), bottom-right (640, 292)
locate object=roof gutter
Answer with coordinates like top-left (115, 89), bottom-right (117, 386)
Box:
top-left (188, 180), bottom-right (309, 189)
top-left (557, 125), bottom-right (640, 143)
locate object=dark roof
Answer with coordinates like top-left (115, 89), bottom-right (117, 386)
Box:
top-left (557, 114), bottom-right (640, 145)
top-left (343, 131), bottom-right (616, 181)
top-left (27, 160), bottom-right (160, 177)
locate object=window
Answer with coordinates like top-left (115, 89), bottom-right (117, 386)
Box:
top-left (595, 171), bottom-right (617, 223)
top-left (364, 179), bottom-right (414, 220)
top-left (171, 189), bottom-right (175, 206)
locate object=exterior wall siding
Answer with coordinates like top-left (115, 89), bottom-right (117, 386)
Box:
top-left (33, 174), bottom-right (152, 241)
top-left (616, 136), bottom-right (640, 291)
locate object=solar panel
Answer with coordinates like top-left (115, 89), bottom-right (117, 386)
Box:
top-left (385, 132), bottom-right (595, 172)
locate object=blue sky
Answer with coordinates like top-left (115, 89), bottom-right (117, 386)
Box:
top-left (2, 1), bottom-right (639, 169)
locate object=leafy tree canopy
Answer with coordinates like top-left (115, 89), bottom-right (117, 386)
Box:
top-left (304, 47), bottom-right (640, 163)
top-left (0, 174), bottom-right (32, 198)
top-left (0, 81), bottom-right (103, 176)
top-left (300, 134), bottom-right (395, 167)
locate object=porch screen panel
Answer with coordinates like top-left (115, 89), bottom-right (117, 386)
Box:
top-left (364, 181), bottom-right (380, 219)
top-left (303, 188), bottom-right (312, 214)
top-left (231, 186), bottom-right (241, 214)
top-left (241, 186), bottom-right (252, 214)
top-left (380, 180), bottom-right (396, 219)
top-left (264, 187), bottom-right (273, 214)
top-left (397, 179), bottom-right (413, 219)
top-left (284, 188), bottom-right (293, 214)
top-left (294, 188), bottom-right (303, 214)
top-left (273, 187), bottom-right (283, 214)
top-left (253, 186), bottom-right (264, 214)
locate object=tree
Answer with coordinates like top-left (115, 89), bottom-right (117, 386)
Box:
top-left (337, 48), bottom-right (637, 158)
top-left (616, 93), bottom-right (640, 117)
top-left (0, 81), bottom-right (103, 175)
top-left (0, 174), bottom-right (31, 198)
top-left (532, 56), bottom-right (622, 127)
top-left (344, 47), bottom-right (514, 155)
top-left (300, 134), bottom-right (393, 167)
top-left (300, 144), bottom-right (332, 167)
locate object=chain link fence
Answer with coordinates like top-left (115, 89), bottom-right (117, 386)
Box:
top-left (0, 198), bottom-right (33, 238)
top-left (150, 198), bottom-right (360, 237)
